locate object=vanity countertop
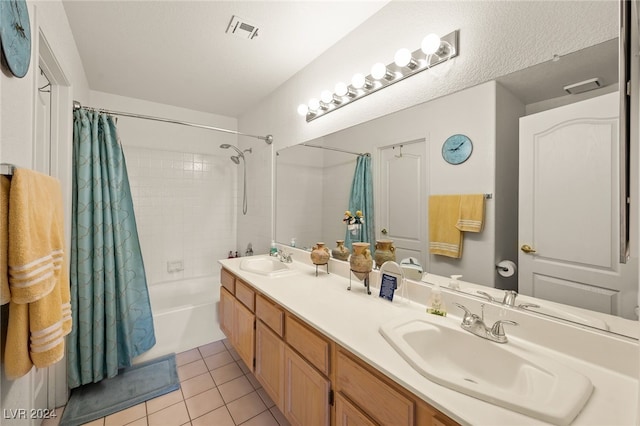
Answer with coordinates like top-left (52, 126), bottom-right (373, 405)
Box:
top-left (219, 254), bottom-right (638, 426)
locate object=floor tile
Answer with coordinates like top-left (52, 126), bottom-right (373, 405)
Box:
top-left (104, 403), bottom-right (146, 426)
top-left (147, 401), bottom-right (190, 426)
top-left (246, 372), bottom-right (261, 389)
top-left (210, 362), bottom-right (244, 385)
top-left (180, 372), bottom-right (216, 399)
top-left (176, 349), bottom-right (202, 367)
top-left (222, 339), bottom-right (233, 351)
top-left (237, 359), bottom-right (251, 374)
top-left (226, 392), bottom-right (268, 425)
top-left (124, 417), bottom-right (147, 426)
top-left (203, 350), bottom-right (234, 370)
top-left (184, 387), bottom-right (225, 419)
top-left (198, 340), bottom-right (227, 358)
top-left (218, 375), bottom-right (255, 403)
top-left (177, 359), bottom-right (208, 382)
top-left (256, 387), bottom-right (276, 408)
top-left (190, 406), bottom-right (234, 426)
top-left (227, 346), bottom-right (241, 361)
top-left (146, 389), bottom-right (184, 415)
top-left (81, 418), bottom-right (105, 426)
top-left (240, 410), bottom-right (280, 426)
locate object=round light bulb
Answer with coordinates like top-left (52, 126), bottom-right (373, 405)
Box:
top-left (351, 73), bottom-right (366, 89)
top-left (371, 62), bottom-right (388, 80)
top-left (421, 33), bottom-right (441, 55)
top-left (297, 103), bottom-right (309, 116)
top-left (334, 82), bottom-right (348, 97)
top-left (308, 98), bottom-right (320, 111)
top-left (320, 90), bottom-right (333, 104)
top-left (394, 48), bottom-right (413, 67)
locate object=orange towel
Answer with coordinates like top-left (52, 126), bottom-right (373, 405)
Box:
top-left (429, 195), bottom-right (463, 258)
top-left (4, 169), bottom-right (71, 380)
top-left (456, 194), bottom-right (485, 232)
top-left (1, 176), bottom-right (10, 305)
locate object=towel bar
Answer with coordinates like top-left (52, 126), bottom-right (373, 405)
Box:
top-left (0, 163), bottom-right (15, 176)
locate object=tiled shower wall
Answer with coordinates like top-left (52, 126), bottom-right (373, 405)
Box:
top-left (125, 146), bottom-right (238, 284)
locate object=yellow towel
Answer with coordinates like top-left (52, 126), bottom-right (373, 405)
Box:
top-left (429, 195), bottom-right (463, 258)
top-left (4, 169), bottom-right (71, 380)
top-left (1, 176), bottom-right (10, 305)
top-left (456, 194), bottom-right (485, 232)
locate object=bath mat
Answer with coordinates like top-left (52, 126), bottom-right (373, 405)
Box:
top-left (60, 353), bottom-right (179, 426)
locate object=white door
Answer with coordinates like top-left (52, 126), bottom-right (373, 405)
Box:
top-left (519, 92), bottom-right (635, 317)
top-left (378, 139), bottom-right (427, 268)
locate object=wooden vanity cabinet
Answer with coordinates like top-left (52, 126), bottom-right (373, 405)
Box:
top-left (219, 268), bottom-right (458, 426)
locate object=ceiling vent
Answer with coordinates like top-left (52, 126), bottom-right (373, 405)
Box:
top-left (226, 15), bottom-right (259, 40)
top-left (563, 78), bottom-right (602, 95)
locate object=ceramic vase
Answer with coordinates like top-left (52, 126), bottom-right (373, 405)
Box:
top-left (332, 240), bottom-right (350, 261)
top-left (310, 242), bottom-right (330, 265)
top-left (350, 242), bottom-right (373, 280)
top-left (374, 239), bottom-right (396, 269)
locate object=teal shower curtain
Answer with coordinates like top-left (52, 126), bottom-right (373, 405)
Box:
top-left (344, 154), bottom-right (375, 250)
top-left (67, 109), bottom-right (155, 389)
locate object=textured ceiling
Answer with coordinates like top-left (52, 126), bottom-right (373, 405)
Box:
top-left (62, 0), bottom-right (390, 117)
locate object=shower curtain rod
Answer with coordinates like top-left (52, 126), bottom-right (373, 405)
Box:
top-left (301, 143), bottom-right (369, 156)
top-left (72, 101), bottom-right (273, 144)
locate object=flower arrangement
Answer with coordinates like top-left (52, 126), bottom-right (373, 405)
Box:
top-left (343, 210), bottom-right (364, 225)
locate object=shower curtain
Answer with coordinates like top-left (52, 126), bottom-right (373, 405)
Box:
top-left (67, 109), bottom-right (155, 388)
top-left (344, 154), bottom-right (375, 250)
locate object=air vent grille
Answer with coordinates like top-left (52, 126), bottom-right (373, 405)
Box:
top-left (226, 15), bottom-right (259, 39)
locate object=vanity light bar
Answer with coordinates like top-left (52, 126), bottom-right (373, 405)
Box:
top-left (299, 30), bottom-right (459, 122)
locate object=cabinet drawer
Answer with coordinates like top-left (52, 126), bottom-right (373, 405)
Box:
top-left (336, 350), bottom-right (414, 426)
top-left (285, 314), bottom-right (330, 376)
top-left (220, 268), bottom-right (235, 293)
top-left (235, 279), bottom-right (255, 312)
top-left (256, 294), bottom-right (284, 337)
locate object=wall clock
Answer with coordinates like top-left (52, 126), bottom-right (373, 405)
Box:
top-left (442, 134), bottom-right (473, 165)
top-left (0, 0), bottom-right (31, 78)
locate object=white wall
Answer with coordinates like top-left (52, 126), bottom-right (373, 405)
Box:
top-left (1, 0), bottom-right (89, 420)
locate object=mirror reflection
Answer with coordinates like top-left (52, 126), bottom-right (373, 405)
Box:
top-left (276, 35), bottom-right (638, 338)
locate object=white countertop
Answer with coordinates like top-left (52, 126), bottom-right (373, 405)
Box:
top-left (219, 253), bottom-right (638, 426)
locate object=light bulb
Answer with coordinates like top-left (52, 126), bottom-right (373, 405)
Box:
top-left (351, 73), bottom-right (365, 89)
top-left (308, 98), bottom-right (320, 111)
top-left (320, 90), bottom-right (333, 104)
top-left (371, 62), bottom-right (388, 80)
top-left (297, 104), bottom-right (309, 116)
top-left (421, 33), bottom-right (441, 55)
top-left (334, 82), bottom-right (348, 97)
top-left (394, 48), bottom-right (413, 67)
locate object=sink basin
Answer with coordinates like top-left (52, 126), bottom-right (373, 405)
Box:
top-left (380, 315), bottom-right (593, 425)
top-left (240, 257), bottom-right (296, 277)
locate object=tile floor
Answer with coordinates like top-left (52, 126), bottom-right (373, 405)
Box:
top-left (43, 339), bottom-right (290, 426)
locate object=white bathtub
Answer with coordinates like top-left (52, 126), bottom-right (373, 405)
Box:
top-left (133, 275), bottom-right (225, 364)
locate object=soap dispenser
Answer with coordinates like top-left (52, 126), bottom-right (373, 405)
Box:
top-left (448, 275), bottom-right (462, 290)
top-left (270, 240), bottom-right (278, 256)
top-left (427, 283), bottom-right (447, 316)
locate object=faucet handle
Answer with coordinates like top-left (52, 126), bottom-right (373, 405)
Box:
top-left (453, 303), bottom-right (476, 324)
top-left (490, 319), bottom-right (518, 340)
top-left (517, 303), bottom-right (540, 310)
top-left (476, 291), bottom-right (495, 302)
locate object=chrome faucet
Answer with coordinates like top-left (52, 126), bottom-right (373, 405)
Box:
top-left (477, 290), bottom-right (541, 310)
top-left (453, 303), bottom-right (518, 344)
top-left (277, 249), bottom-right (293, 263)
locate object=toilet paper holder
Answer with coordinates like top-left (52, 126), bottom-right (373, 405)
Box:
top-left (495, 260), bottom-right (517, 277)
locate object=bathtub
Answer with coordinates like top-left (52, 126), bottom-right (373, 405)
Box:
top-left (133, 275), bottom-right (225, 364)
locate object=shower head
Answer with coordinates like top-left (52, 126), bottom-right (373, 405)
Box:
top-left (219, 143), bottom-right (243, 156)
top-left (230, 156), bottom-right (241, 164)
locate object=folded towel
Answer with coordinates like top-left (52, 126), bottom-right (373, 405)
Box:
top-left (429, 195), bottom-right (463, 258)
top-left (4, 169), bottom-right (71, 379)
top-left (456, 194), bottom-right (485, 232)
top-left (1, 176), bottom-right (9, 305)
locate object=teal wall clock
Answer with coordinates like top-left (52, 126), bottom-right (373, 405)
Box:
top-left (1, 0), bottom-right (31, 78)
top-left (442, 134), bottom-right (473, 165)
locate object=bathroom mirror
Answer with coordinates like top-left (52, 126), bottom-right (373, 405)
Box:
top-left (275, 2), bottom-right (638, 338)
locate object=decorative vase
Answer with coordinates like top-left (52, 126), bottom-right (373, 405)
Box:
top-left (350, 242), bottom-right (373, 280)
top-left (310, 242), bottom-right (330, 265)
top-left (332, 240), bottom-right (350, 261)
top-left (374, 239), bottom-right (396, 269)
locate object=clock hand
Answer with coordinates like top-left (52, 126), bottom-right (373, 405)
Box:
top-left (448, 142), bottom-right (465, 152)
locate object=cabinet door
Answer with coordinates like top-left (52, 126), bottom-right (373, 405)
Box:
top-left (220, 287), bottom-right (234, 339)
top-left (283, 346), bottom-right (330, 426)
top-left (335, 393), bottom-right (377, 426)
top-left (233, 300), bottom-right (255, 372)
top-left (255, 321), bottom-right (285, 410)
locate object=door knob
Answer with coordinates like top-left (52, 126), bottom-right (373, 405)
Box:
top-left (381, 228), bottom-right (388, 235)
top-left (520, 244), bottom-right (536, 254)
